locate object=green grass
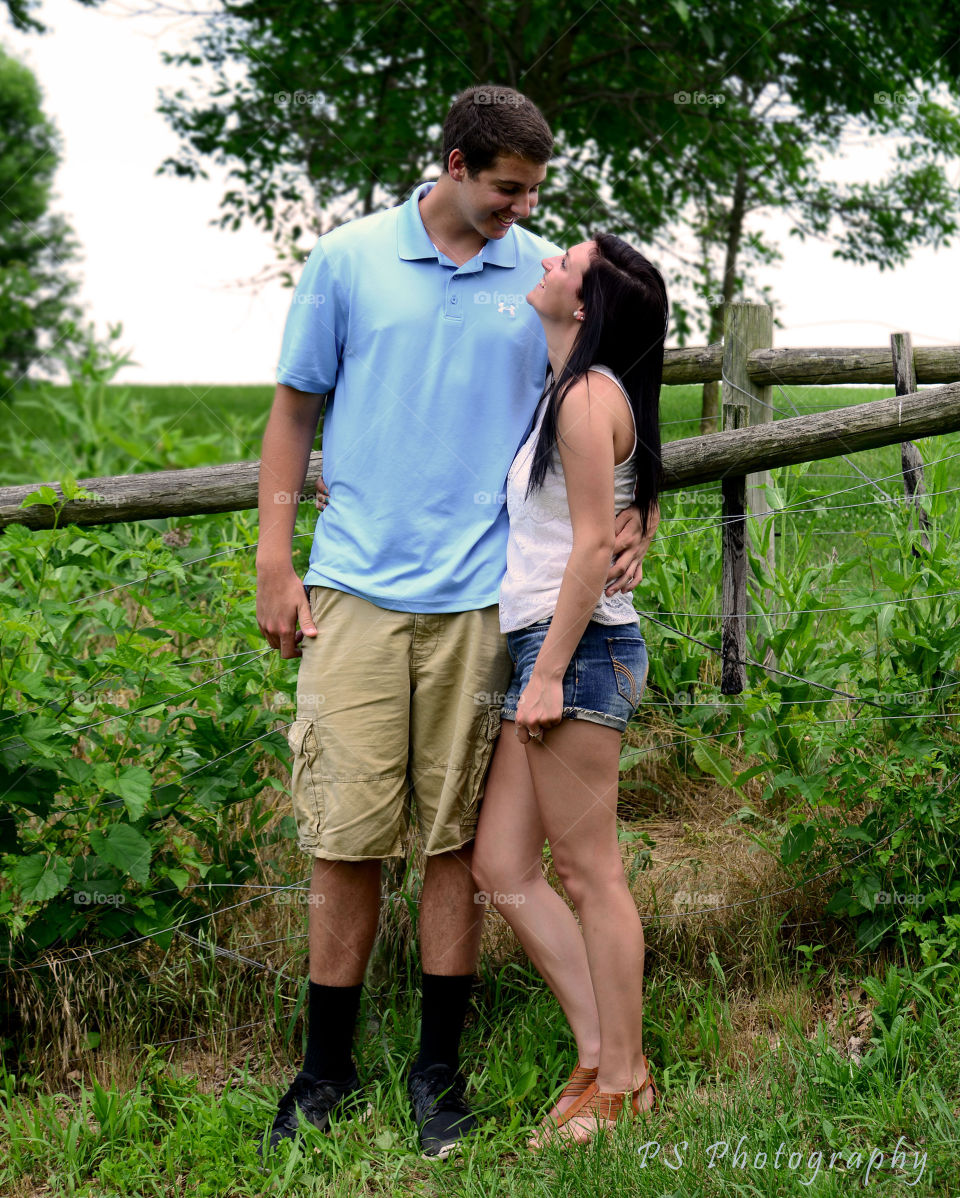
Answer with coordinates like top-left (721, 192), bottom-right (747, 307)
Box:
top-left (3, 958), bottom-right (957, 1196)
top-left (44, 383), bottom-right (276, 449)
top-left (23, 380), bottom-right (919, 466)
top-left (656, 383), bottom-right (960, 578)
top-left (3, 378), bottom-right (959, 1195)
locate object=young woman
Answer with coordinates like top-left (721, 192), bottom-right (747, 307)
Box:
top-left (472, 233), bottom-right (667, 1145)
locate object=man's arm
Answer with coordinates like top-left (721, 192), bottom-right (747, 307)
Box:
top-left (256, 383), bottom-right (326, 658)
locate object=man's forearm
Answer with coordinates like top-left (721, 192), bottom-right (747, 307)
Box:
top-left (257, 385), bottom-right (325, 570)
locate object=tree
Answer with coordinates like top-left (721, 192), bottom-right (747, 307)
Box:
top-left (665, 76), bottom-right (960, 431)
top-left (0, 46), bottom-right (83, 400)
top-left (157, 1), bottom-right (960, 333)
top-left (2, 0), bottom-right (101, 34)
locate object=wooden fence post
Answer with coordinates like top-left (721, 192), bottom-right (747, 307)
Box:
top-left (720, 303), bottom-right (774, 693)
top-left (891, 331), bottom-right (932, 553)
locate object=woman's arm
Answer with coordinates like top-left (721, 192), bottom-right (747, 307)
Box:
top-left (515, 375), bottom-right (622, 743)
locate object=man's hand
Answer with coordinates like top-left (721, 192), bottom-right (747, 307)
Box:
top-left (605, 501), bottom-right (660, 596)
top-left (515, 672), bottom-right (564, 744)
top-left (256, 567), bottom-right (318, 658)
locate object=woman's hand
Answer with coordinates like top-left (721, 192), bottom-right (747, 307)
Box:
top-left (315, 473), bottom-right (330, 511)
top-left (515, 671), bottom-right (564, 744)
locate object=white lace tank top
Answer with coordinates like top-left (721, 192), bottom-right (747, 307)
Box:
top-left (499, 365), bottom-right (640, 634)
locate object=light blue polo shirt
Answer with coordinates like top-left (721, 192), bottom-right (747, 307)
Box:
top-left (276, 181), bottom-right (561, 612)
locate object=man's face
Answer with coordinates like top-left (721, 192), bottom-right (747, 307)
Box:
top-left (450, 151), bottom-right (547, 240)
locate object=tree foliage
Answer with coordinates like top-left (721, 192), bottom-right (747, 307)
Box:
top-left (0, 46), bottom-right (83, 400)
top-left (158, 0), bottom-right (960, 415)
top-left (159, 1), bottom-right (960, 249)
top-left (1, 0), bottom-right (101, 34)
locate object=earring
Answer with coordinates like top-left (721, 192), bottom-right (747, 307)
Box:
top-left (574, 310), bottom-right (584, 321)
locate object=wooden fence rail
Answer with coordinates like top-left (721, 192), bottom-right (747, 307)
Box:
top-left (5, 317), bottom-right (959, 697)
top-left (661, 343), bottom-right (960, 386)
top-left (3, 378), bottom-right (960, 531)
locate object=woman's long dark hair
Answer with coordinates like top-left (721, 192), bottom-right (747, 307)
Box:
top-left (526, 233), bottom-right (667, 537)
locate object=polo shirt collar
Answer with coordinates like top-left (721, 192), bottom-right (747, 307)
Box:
top-left (397, 181), bottom-right (518, 269)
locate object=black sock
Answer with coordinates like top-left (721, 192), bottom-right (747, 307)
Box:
top-left (413, 973), bottom-right (474, 1075)
top-left (302, 981), bottom-right (362, 1082)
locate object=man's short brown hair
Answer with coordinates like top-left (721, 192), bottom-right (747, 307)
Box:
top-left (441, 85), bottom-right (553, 175)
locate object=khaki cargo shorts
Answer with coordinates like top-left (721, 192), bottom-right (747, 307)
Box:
top-left (287, 586), bottom-right (513, 860)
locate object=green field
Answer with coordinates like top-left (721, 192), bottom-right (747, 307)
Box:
top-left (56, 378), bottom-right (925, 450)
top-left (18, 381), bottom-right (941, 498)
top-left (26, 380), bottom-right (903, 455)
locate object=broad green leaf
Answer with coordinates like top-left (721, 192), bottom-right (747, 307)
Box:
top-left (780, 822), bottom-right (815, 865)
top-left (692, 740), bottom-right (735, 788)
top-left (20, 486), bottom-right (59, 509)
top-left (94, 764), bottom-right (153, 820)
top-left (10, 853), bottom-right (72, 903)
top-left (89, 824), bottom-right (152, 885)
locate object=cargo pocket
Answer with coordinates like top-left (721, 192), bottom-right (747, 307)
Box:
top-left (459, 704), bottom-right (503, 839)
top-left (287, 718), bottom-right (324, 846)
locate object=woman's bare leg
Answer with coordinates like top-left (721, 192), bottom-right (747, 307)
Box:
top-left (524, 718), bottom-right (652, 1137)
top-left (473, 721), bottom-right (601, 1104)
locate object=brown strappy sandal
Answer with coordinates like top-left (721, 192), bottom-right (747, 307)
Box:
top-left (549, 1054), bottom-right (660, 1144)
top-left (526, 1063), bottom-right (598, 1148)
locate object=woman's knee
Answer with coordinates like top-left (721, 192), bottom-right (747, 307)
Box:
top-left (553, 852), bottom-right (626, 909)
top-left (472, 846), bottom-right (540, 900)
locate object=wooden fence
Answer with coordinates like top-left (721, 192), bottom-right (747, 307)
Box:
top-left (3, 304), bottom-right (960, 694)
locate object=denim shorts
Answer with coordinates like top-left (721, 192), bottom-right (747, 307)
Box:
top-left (501, 618), bottom-right (648, 734)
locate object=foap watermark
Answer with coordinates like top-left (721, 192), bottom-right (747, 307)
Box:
top-left (275, 91), bottom-right (323, 107)
top-left (874, 91), bottom-right (915, 106)
top-left (272, 489), bottom-right (322, 505)
top-left (473, 690), bottom-right (508, 706)
top-left (475, 890), bottom-right (526, 907)
top-left (672, 492), bottom-right (723, 512)
top-left (298, 692), bottom-right (326, 717)
top-left (674, 90), bottom-right (726, 105)
top-left (473, 490), bottom-right (507, 506)
top-left (474, 90), bottom-right (525, 107)
top-left (292, 292), bottom-right (326, 307)
top-left (875, 890), bottom-right (923, 906)
top-left (673, 890), bottom-right (723, 910)
top-left (871, 691), bottom-right (921, 707)
top-left (273, 889), bottom-right (326, 907)
top-left (636, 1135), bottom-right (927, 1187)
top-left (74, 891), bottom-right (125, 907)
top-left (474, 290), bottom-right (527, 315)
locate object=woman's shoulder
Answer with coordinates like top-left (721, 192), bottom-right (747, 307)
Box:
top-left (563, 366), bottom-right (623, 401)
top-left (586, 364), bottom-right (628, 399)
top-left (561, 368), bottom-right (631, 421)
top-left (557, 370), bottom-right (630, 440)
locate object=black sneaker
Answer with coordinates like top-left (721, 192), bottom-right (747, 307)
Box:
top-left (408, 1063), bottom-right (478, 1159)
top-left (258, 1070), bottom-right (365, 1157)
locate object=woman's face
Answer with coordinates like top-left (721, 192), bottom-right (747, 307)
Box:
top-left (527, 241), bottom-right (595, 321)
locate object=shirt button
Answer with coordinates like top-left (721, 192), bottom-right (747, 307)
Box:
top-left (451, 295), bottom-right (458, 304)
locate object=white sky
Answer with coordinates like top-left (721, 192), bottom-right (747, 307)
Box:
top-left (3, 0), bottom-right (958, 385)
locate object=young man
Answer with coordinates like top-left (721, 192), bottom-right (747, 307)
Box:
top-left (256, 84), bottom-right (656, 1160)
